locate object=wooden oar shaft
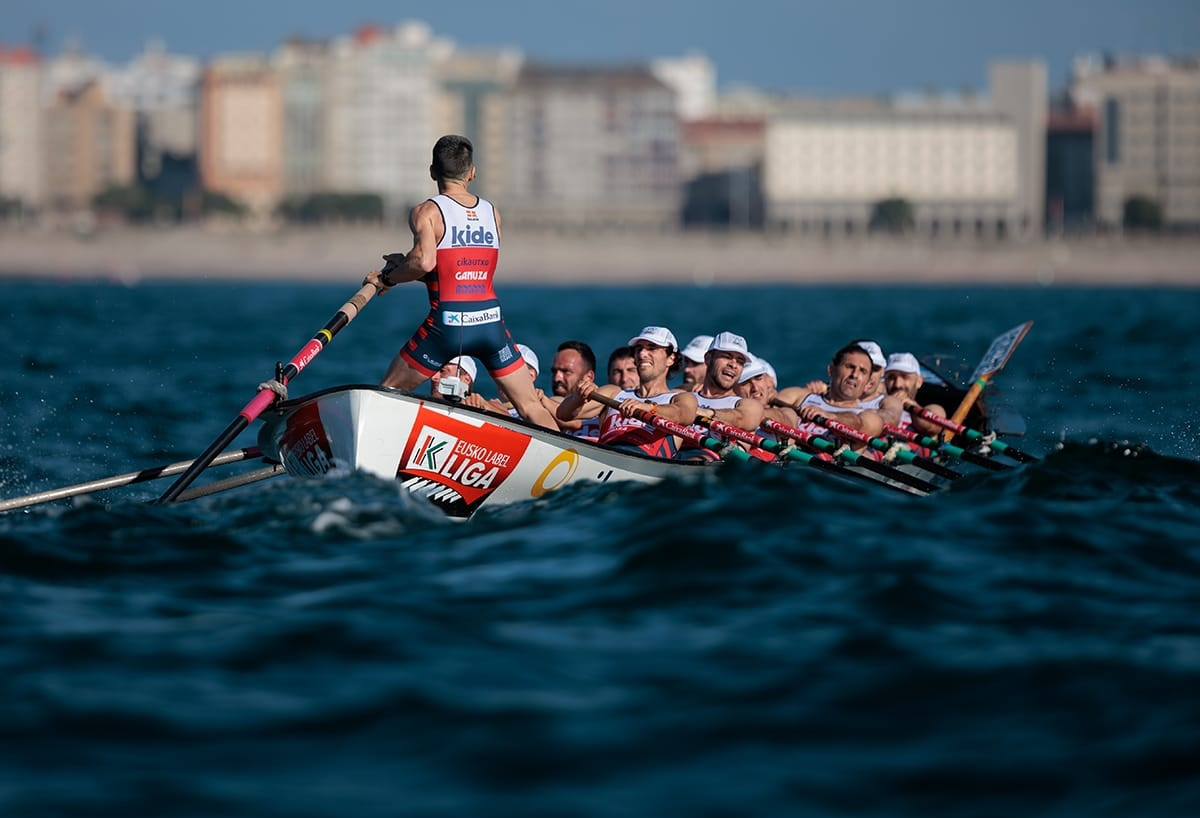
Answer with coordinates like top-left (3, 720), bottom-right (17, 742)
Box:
top-left (157, 281), bottom-right (379, 504)
top-left (0, 448), bottom-right (263, 513)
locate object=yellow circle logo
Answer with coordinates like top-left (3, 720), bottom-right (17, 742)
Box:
top-left (531, 449), bottom-right (580, 498)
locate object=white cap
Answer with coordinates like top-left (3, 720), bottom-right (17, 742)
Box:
top-left (707, 331), bottom-right (750, 360)
top-left (738, 355), bottom-right (777, 385)
top-left (681, 335), bottom-right (714, 363)
top-left (515, 343), bottom-right (540, 375)
top-left (853, 340), bottom-right (886, 370)
top-left (628, 326), bottom-right (679, 351)
top-left (446, 355), bottom-right (477, 381)
top-left (884, 352), bottom-right (921, 375)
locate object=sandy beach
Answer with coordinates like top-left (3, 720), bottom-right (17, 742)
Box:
top-left (1, 225), bottom-right (1198, 286)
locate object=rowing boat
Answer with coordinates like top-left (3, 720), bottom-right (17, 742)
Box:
top-left (256, 385), bottom-right (943, 519)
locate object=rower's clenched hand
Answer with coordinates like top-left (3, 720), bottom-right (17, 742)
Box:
top-left (619, 399), bottom-right (653, 420)
top-left (463, 393), bottom-right (491, 411)
top-left (805, 380), bottom-right (828, 396)
top-left (575, 380), bottom-right (597, 403)
top-left (362, 270), bottom-right (391, 294)
top-left (798, 405), bottom-right (822, 423)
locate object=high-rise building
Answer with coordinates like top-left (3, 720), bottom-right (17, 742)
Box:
top-left (108, 40), bottom-right (201, 181)
top-left (435, 48), bottom-right (523, 201)
top-left (199, 55), bottom-right (283, 213)
top-left (679, 117), bottom-right (765, 227)
top-left (275, 40), bottom-right (330, 197)
top-left (651, 53), bottom-right (716, 121)
top-left (43, 80), bottom-right (136, 210)
top-left (504, 64), bottom-right (680, 228)
top-left (1074, 55), bottom-right (1200, 228)
top-left (990, 61), bottom-right (1048, 233)
top-left (324, 23), bottom-right (449, 213)
top-left (1046, 99), bottom-right (1095, 232)
top-left (0, 47), bottom-right (45, 209)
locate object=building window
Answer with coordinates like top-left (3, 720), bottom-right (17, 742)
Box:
top-left (1105, 97), bottom-right (1120, 165)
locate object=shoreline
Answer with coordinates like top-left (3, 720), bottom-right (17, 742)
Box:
top-left (1, 226), bottom-right (1198, 286)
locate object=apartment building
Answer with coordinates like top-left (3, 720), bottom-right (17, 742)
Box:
top-left (504, 64), bottom-right (680, 229)
top-left (43, 80), bottom-right (136, 211)
top-left (324, 23), bottom-right (448, 212)
top-left (1074, 55), bottom-right (1200, 227)
top-left (199, 56), bottom-right (283, 213)
top-left (0, 47), bottom-right (45, 208)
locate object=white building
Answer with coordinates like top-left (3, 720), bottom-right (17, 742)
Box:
top-left (504, 64), bottom-right (681, 229)
top-left (0, 47), bottom-right (45, 208)
top-left (324, 23), bottom-right (450, 213)
top-left (1074, 54), bottom-right (1200, 228)
top-left (764, 98), bottom-right (1019, 236)
top-left (651, 53), bottom-right (716, 121)
top-left (763, 62), bottom-right (1048, 238)
top-left (107, 40), bottom-right (201, 178)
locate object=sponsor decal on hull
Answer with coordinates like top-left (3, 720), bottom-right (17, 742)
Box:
top-left (398, 407), bottom-right (531, 512)
top-left (280, 402), bottom-right (335, 476)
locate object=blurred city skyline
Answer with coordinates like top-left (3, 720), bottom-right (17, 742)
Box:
top-left (10, 0), bottom-right (1200, 94)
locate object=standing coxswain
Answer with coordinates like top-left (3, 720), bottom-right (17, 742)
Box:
top-left (360, 135), bottom-right (558, 430)
top-left (557, 327), bottom-right (698, 459)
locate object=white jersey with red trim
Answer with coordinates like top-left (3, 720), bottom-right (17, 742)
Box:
top-left (795, 393), bottom-right (869, 437)
top-left (429, 194), bottom-right (500, 306)
top-left (598, 390), bottom-right (682, 446)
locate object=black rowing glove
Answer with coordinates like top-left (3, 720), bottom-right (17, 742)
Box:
top-left (380, 252), bottom-right (406, 285)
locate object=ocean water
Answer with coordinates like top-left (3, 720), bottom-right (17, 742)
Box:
top-left (2, 280), bottom-right (1199, 817)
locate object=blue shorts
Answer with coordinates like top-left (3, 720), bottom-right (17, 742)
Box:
top-left (400, 305), bottom-right (524, 379)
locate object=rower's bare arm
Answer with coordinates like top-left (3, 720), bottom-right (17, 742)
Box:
top-left (658, 391), bottom-right (698, 426)
top-left (716, 397), bottom-right (764, 431)
top-left (776, 381), bottom-right (826, 409)
top-left (373, 202), bottom-right (439, 286)
top-left (557, 382), bottom-right (615, 421)
top-left (877, 395), bottom-right (905, 427)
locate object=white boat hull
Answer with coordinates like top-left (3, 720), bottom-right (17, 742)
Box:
top-left (259, 386), bottom-right (710, 518)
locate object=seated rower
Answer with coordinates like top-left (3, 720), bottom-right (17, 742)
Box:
top-left (430, 355), bottom-right (477, 398)
top-left (558, 326), bottom-right (698, 459)
top-left (883, 352), bottom-right (947, 436)
top-left (606, 346), bottom-right (639, 391)
top-left (850, 339), bottom-right (887, 406)
top-left (464, 344), bottom-right (557, 419)
top-left (778, 343), bottom-right (901, 442)
top-left (550, 340), bottom-right (601, 441)
top-left (736, 355), bottom-right (797, 427)
top-left (679, 335), bottom-right (713, 392)
top-left (678, 332), bottom-right (764, 461)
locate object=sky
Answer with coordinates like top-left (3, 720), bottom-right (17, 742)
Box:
top-left (6, 0), bottom-right (1200, 95)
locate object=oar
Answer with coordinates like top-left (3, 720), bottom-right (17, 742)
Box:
top-left (904, 402), bottom-right (1038, 463)
top-left (157, 282), bottom-right (380, 504)
top-left (806, 413), bottom-right (962, 481)
top-left (588, 393), bottom-right (750, 462)
top-left (944, 320), bottom-right (1034, 441)
top-left (760, 417), bottom-right (940, 494)
top-left (0, 447), bottom-right (263, 513)
top-left (700, 416), bottom-right (842, 473)
top-left (882, 424), bottom-right (1010, 472)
